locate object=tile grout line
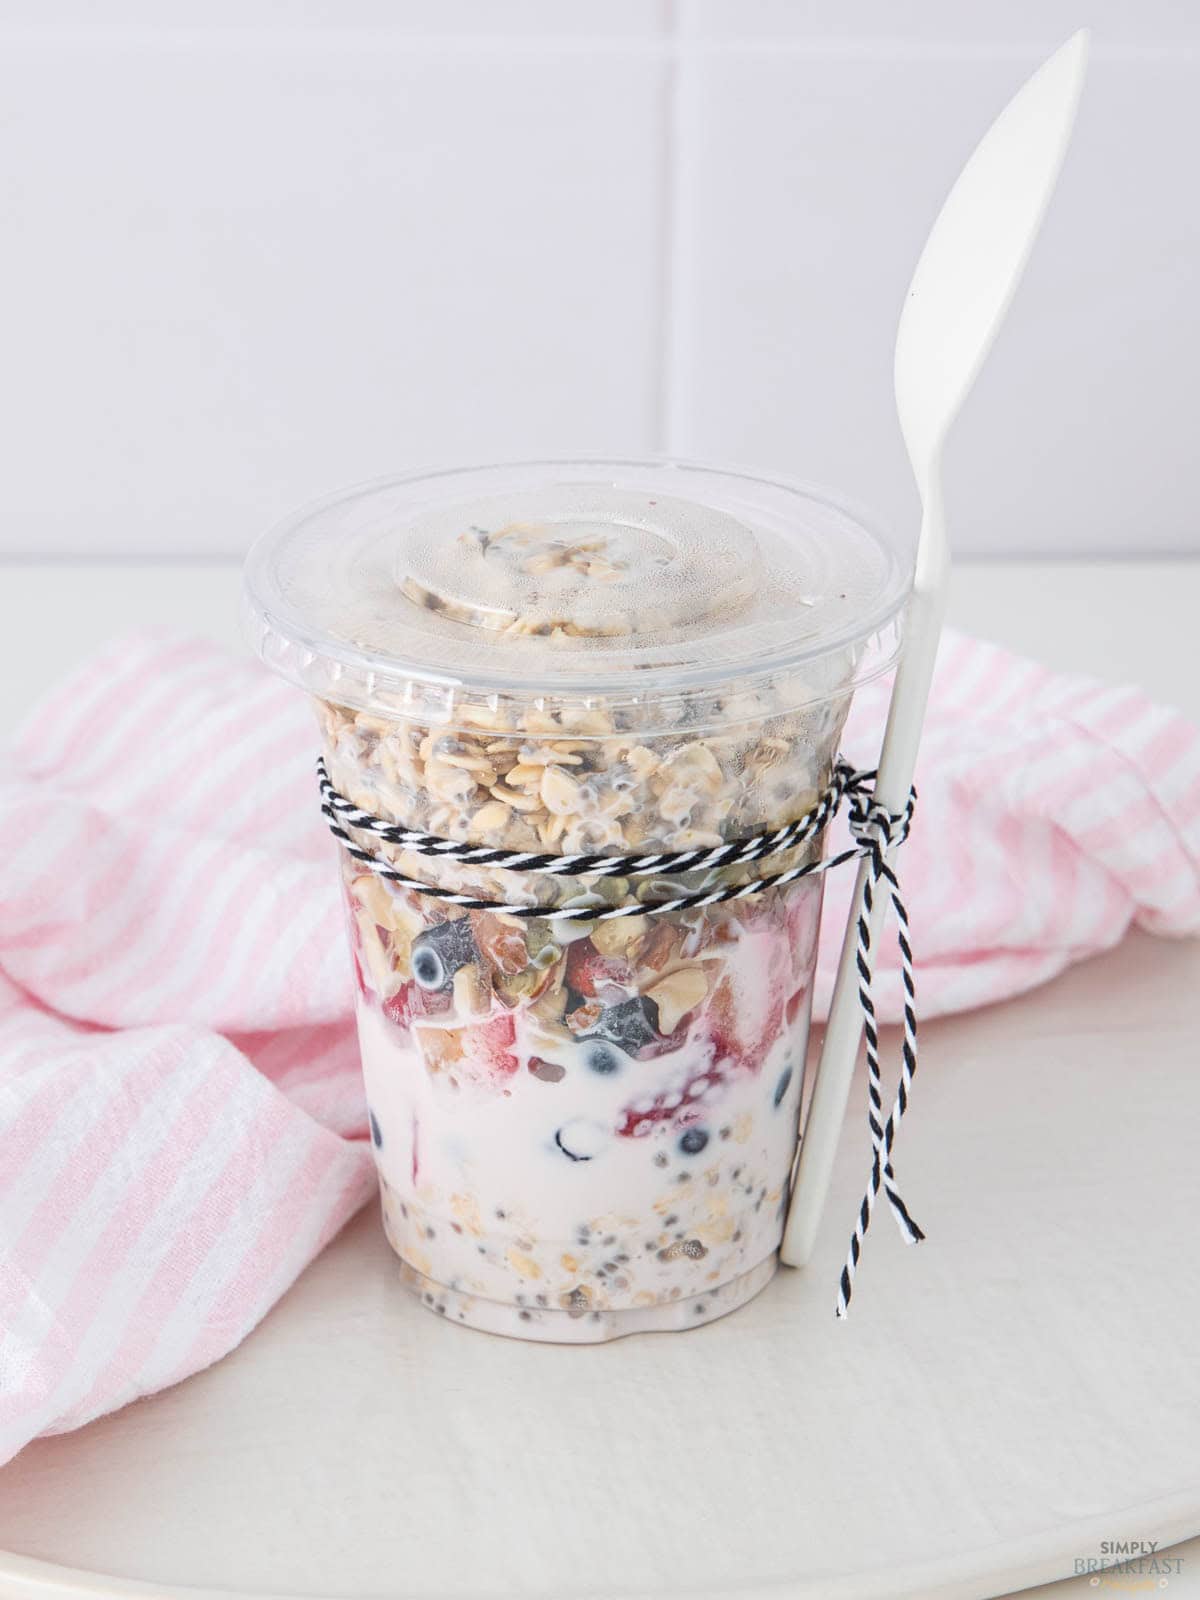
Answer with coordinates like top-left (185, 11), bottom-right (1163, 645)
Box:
top-left (653, 0), bottom-right (693, 459)
top-left (0, 26), bottom-right (1184, 61)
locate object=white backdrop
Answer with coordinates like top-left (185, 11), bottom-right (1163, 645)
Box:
top-left (0, 1), bottom-right (1196, 559)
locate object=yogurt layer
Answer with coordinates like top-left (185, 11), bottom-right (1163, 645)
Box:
top-left (352, 887), bottom-right (821, 1340)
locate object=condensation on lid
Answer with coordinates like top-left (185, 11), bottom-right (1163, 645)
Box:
top-left (242, 459), bottom-right (912, 731)
top-left (397, 488), bottom-right (764, 640)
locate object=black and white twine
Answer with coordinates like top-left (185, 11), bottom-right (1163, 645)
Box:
top-left (318, 755), bottom-right (922, 1315)
top-left (836, 790), bottom-right (924, 1318)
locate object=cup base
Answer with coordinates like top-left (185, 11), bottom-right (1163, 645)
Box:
top-left (390, 1245), bottom-right (779, 1343)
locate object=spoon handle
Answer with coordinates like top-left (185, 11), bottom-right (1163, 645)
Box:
top-left (781, 485), bottom-right (948, 1268)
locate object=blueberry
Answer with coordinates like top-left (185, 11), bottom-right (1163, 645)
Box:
top-left (411, 919), bottom-right (477, 991)
top-left (369, 1110), bottom-right (383, 1148)
top-left (555, 1129), bottom-right (590, 1162)
top-left (555, 1119), bottom-right (608, 1162)
top-left (773, 1067), bottom-right (794, 1109)
top-left (412, 947), bottom-right (444, 988)
top-left (584, 1042), bottom-right (622, 1075)
top-left (585, 995), bottom-right (660, 1056)
top-left (679, 1127), bottom-right (709, 1156)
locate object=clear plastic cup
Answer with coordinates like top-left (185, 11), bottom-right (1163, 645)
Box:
top-left (243, 460), bottom-right (908, 1341)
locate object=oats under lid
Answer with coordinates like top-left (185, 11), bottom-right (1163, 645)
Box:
top-left (243, 459), bottom-right (911, 730)
top-left (396, 487), bottom-right (763, 640)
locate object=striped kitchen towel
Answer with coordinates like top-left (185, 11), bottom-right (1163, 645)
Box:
top-left (1, 630), bottom-right (1198, 1462)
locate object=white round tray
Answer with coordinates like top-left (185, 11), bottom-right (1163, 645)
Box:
top-left (1, 930), bottom-right (1198, 1600)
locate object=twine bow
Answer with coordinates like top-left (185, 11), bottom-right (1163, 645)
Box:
top-left (836, 781), bottom-right (923, 1317)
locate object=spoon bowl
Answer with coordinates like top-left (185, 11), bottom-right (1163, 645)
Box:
top-left (896, 29), bottom-right (1091, 500)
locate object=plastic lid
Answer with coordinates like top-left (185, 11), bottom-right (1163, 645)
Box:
top-left (243, 459), bottom-right (911, 734)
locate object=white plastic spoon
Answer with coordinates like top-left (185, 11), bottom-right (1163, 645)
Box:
top-left (781, 30), bottom-right (1091, 1276)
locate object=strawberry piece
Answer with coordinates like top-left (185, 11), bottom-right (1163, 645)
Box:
top-left (382, 985), bottom-right (412, 1028)
top-left (616, 1062), bottom-right (726, 1139)
top-left (410, 1011), bottom-right (517, 1088)
top-left (471, 912), bottom-right (530, 977)
top-left (468, 1011), bottom-right (519, 1080)
top-left (565, 939), bottom-right (635, 1002)
top-left (706, 969), bottom-right (785, 1078)
top-left (566, 999), bottom-right (604, 1035)
top-left (638, 922), bottom-right (678, 973)
top-left (383, 980), bottom-right (452, 1031)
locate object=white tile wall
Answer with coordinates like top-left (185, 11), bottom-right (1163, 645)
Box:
top-left (0, 3), bottom-right (1196, 558)
top-left (671, 34), bottom-right (1200, 556)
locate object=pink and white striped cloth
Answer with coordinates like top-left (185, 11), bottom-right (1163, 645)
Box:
top-left (1, 631), bottom-right (1198, 1463)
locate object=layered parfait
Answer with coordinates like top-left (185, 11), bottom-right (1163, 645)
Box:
top-left (320, 508), bottom-right (847, 1340)
top-left (245, 464), bottom-right (907, 1341)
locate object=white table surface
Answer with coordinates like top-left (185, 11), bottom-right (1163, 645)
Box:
top-left (0, 560), bottom-right (1198, 1600)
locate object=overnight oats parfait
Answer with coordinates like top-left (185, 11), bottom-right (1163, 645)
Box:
top-left (244, 461), bottom-right (908, 1341)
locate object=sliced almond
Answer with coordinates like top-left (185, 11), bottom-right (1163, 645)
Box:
top-left (415, 1024), bottom-right (464, 1073)
top-left (531, 983), bottom-right (568, 1028)
top-left (490, 783), bottom-right (542, 813)
top-left (375, 744), bottom-right (402, 785)
top-left (541, 764), bottom-right (582, 816)
top-left (591, 913), bottom-right (649, 957)
top-left (644, 966), bottom-right (709, 1033)
top-left (599, 790), bottom-right (637, 819)
top-left (439, 751), bottom-right (498, 780)
top-left (424, 758), bottom-right (477, 804)
top-left (626, 746), bottom-right (658, 781)
top-left (538, 813), bottom-right (567, 848)
top-left (351, 873), bottom-right (394, 926)
top-left (354, 907), bottom-right (395, 991)
top-left (666, 826), bottom-right (724, 849)
top-left (665, 741), bottom-right (723, 791)
top-left (453, 962), bottom-right (491, 1017)
top-left (459, 705), bottom-right (508, 731)
top-left (389, 895), bottom-right (426, 943)
top-left (516, 742), bottom-right (582, 766)
top-left (657, 784), bottom-right (697, 827)
top-left (467, 799), bottom-right (510, 838)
